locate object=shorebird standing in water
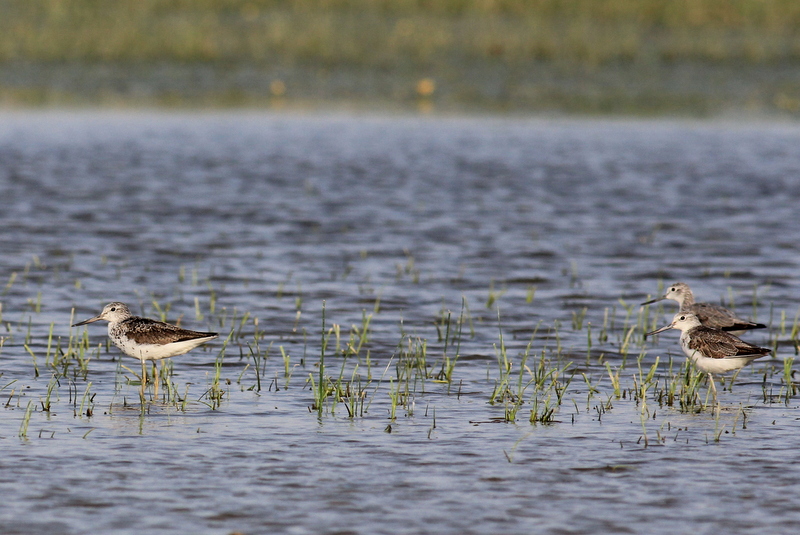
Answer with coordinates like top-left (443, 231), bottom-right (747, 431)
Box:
top-left (73, 302), bottom-right (218, 398)
top-left (642, 282), bottom-right (766, 334)
top-left (646, 312), bottom-right (771, 404)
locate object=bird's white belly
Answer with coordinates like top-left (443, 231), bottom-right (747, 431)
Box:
top-left (111, 335), bottom-right (212, 362)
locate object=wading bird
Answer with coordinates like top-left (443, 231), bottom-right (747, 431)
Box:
top-left (642, 282), bottom-right (766, 334)
top-left (646, 312), bottom-right (770, 404)
top-left (73, 302), bottom-right (217, 398)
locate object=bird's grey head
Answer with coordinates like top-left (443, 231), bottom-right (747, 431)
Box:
top-left (73, 302), bottom-right (133, 326)
top-left (645, 311), bottom-right (702, 337)
top-left (642, 282), bottom-right (693, 307)
top-left (663, 282), bottom-right (692, 305)
top-left (670, 312), bottom-right (702, 330)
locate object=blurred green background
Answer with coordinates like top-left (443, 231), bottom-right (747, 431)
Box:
top-left (2, 0), bottom-right (800, 115)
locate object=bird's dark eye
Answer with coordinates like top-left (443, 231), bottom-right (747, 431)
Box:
top-left (670, 287), bottom-right (676, 292)
top-left (680, 315), bottom-right (686, 320)
top-left (110, 307), bottom-right (116, 312)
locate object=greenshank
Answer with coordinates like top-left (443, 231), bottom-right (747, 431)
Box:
top-left (646, 312), bottom-right (770, 403)
top-left (73, 302), bottom-right (218, 398)
top-left (642, 282), bottom-right (766, 334)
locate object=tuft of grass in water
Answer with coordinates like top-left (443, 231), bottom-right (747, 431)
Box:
top-left (656, 358), bottom-right (705, 412)
top-left (3, 272), bottom-right (16, 296)
top-left (24, 343), bottom-right (39, 378)
top-left (568, 261), bottom-right (580, 288)
top-left (207, 280), bottom-right (217, 314)
top-left (151, 298), bottom-right (172, 322)
top-left (605, 362), bottom-right (622, 399)
top-left (45, 322), bottom-right (55, 366)
top-left (387, 377), bottom-right (400, 421)
top-left (41, 374), bottom-right (59, 412)
top-left (632, 351), bottom-right (661, 445)
top-left (581, 372), bottom-right (597, 401)
top-left (396, 250), bottom-right (420, 283)
top-left (340, 366), bottom-right (369, 418)
top-left (247, 338), bottom-right (271, 392)
top-left (310, 301), bottom-right (329, 417)
top-left (200, 329), bottom-right (233, 409)
top-left (486, 280), bottom-right (507, 309)
top-left (529, 355), bottom-right (573, 425)
top-left (18, 400), bottom-right (34, 439)
top-left (280, 345), bottom-right (296, 388)
top-left (529, 394), bottom-right (556, 425)
top-left (427, 407), bottom-right (436, 439)
top-left (78, 382), bottom-right (94, 418)
top-left (526, 286), bottom-right (537, 304)
top-left (27, 291), bottom-right (42, 313)
top-left (24, 316), bottom-right (32, 346)
top-left (161, 364), bottom-right (185, 407)
top-left (751, 283), bottom-right (764, 321)
top-left (398, 336), bottom-right (429, 383)
top-left (597, 307), bottom-right (610, 344)
top-left (782, 357), bottom-right (797, 404)
top-left (632, 353), bottom-right (660, 405)
top-left (788, 306), bottom-right (800, 354)
top-left (488, 311), bottom-right (569, 424)
top-left (571, 307), bottom-right (587, 331)
top-left (435, 297), bottom-right (468, 384)
top-left (345, 310), bottom-right (372, 359)
top-left (489, 309), bottom-right (513, 407)
top-left (726, 286), bottom-right (736, 311)
top-left (235, 311), bottom-right (251, 340)
top-left (386, 333), bottom-right (435, 415)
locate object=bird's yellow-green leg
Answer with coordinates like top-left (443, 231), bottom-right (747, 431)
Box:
top-left (140, 358), bottom-right (148, 399)
top-left (153, 361), bottom-right (160, 400)
top-left (708, 373), bottom-right (718, 407)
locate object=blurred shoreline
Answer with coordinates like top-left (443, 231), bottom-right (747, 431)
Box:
top-left (2, 1), bottom-right (800, 117)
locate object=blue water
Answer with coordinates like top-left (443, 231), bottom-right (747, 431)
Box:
top-left (1, 112), bottom-right (800, 534)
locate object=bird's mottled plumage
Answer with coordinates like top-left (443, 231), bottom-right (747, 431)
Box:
top-left (73, 302), bottom-right (218, 396)
top-left (642, 282), bottom-right (766, 333)
top-left (686, 326), bottom-right (769, 360)
top-left (111, 316), bottom-right (216, 347)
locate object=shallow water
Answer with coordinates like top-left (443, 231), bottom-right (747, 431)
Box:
top-left (1, 112), bottom-right (800, 534)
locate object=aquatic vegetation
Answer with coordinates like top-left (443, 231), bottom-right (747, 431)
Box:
top-left (41, 374), bottom-right (59, 412)
top-left (22, 277), bottom-right (778, 432)
top-left (434, 297), bottom-right (469, 384)
top-left (18, 400), bottom-right (34, 439)
top-left (782, 357), bottom-right (798, 402)
top-left (4, 116), bottom-right (800, 535)
top-left (310, 301), bottom-right (332, 417)
top-left (487, 313), bottom-right (571, 424)
top-left (200, 330), bottom-right (233, 410)
top-left (655, 359), bottom-right (705, 413)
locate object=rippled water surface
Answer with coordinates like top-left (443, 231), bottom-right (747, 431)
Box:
top-left (1, 112), bottom-right (800, 534)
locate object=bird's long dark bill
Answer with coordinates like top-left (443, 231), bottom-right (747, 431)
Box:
top-left (645, 323), bottom-right (673, 337)
top-left (73, 315), bottom-right (102, 327)
top-left (641, 296), bottom-right (666, 306)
